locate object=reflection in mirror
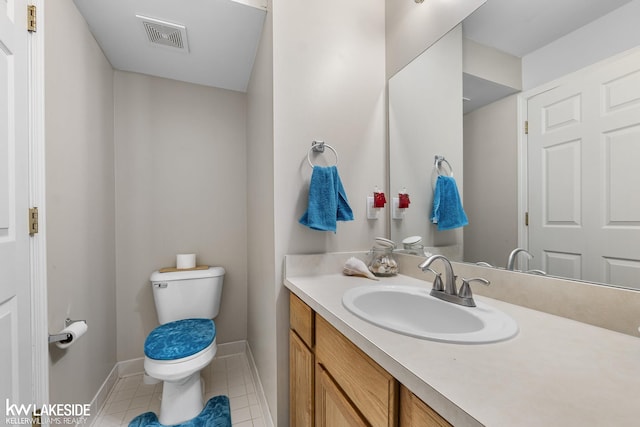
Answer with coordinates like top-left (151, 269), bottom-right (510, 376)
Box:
top-left (389, 25), bottom-right (464, 261)
top-left (388, 0), bottom-right (640, 290)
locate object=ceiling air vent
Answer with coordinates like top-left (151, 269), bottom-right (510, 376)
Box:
top-left (136, 15), bottom-right (189, 52)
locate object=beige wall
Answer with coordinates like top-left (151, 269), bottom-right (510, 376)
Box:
top-left (247, 0), bottom-right (388, 423)
top-left (45, 0), bottom-right (116, 404)
top-left (244, 1), bottom-right (493, 423)
top-left (522, 0), bottom-right (640, 90)
top-left (463, 95), bottom-right (519, 267)
top-left (246, 0), bottom-right (276, 422)
top-left (272, 0), bottom-right (387, 423)
top-left (43, 0), bottom-right (499, 418)
top-left (45, 6), bottom-right (250, 399)
top-left (463, 38), bottom-right (522, 90)
top-left (389, 25), bottom-right (464, 250)
top-left (114, 71), bottom-right (248, 361)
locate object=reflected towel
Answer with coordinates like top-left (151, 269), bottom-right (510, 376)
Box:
top-left (299, 165), bottom-right (353, 232)
top-left (431, 175), bottom-right (468, 230)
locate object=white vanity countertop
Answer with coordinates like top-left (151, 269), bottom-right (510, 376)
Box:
top-left (284, 271), bottom-right (640, 427)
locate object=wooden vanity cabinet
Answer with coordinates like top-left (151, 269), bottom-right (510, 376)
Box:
top-left (399, 386), bottom-right (452, 427)
top-left (316, 315), bottom-right (398, 426)
top-left (315, 362), bottom-right (369, 426)
top-left (290, 292), bottom-right (314, 347)
top-left (290, 294), bottom-right (315, 426)
top-left (290, 330), bottom-right (315, 426)
top-left (290, 292), bottom-right (451, 427)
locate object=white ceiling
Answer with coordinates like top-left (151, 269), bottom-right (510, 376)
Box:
top-left (72, 0), bottom-right (266, 92)
top-left (73, 0), bottom-right (632, 96)
top-left (463, 0), bottom-right (633, 57)
top-left (461, 0), bottom-right (633, 113)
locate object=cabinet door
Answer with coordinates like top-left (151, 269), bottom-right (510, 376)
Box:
top-left (316, 363), bottom-right (369, 427)
top-left (399, 386), bottom-right (451, 427)
top-left (290, 293), bottom-right (314, 347)
top-left (290, 330), bottom-right (314, 426)
top-left (316, 316), bottom-right (398, 426)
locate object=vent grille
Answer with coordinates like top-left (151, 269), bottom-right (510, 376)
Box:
top-left (137, 15), bottom-right (189, 52)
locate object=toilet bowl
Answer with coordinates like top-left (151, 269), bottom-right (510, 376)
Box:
top-left (143, 267), bottom-right (225, 425)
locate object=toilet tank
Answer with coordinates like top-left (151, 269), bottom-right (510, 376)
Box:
top-left (150, 267), bottom-right (225, 324)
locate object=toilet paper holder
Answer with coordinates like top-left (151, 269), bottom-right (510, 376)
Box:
top-left (48, 318), bottom-right (87, 344)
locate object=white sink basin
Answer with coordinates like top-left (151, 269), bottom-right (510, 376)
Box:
top-left (342, 285), bottom-right (518, 344)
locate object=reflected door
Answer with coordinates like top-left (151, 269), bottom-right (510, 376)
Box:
top-left (527, 48), bottom-right (640, 289)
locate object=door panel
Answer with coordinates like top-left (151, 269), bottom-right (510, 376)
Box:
top-left (543, 138), bottom-right (581, 225)
top-left (0, 0), bottom-right (32, 410)
top-left (543, 251), bottom-right (582, 280)
top-left (603, 69), bottom-right (640, 112)
top-left (604, 126), bottom-right (640, 224)
top-left (529, 82), bottom-right (589, 279)
top-left (542, 93), bottom-right (581, 132)
top-left (290, 330), bottom-right (314, 427)
top-left (0, 39), bottom-right (11, 234)
top-left (528, 48), bottom-right (640, 289)
top-left (0, 298), bottom-right (19, 404)
top-left (315, 364), bottom-right (368, 427)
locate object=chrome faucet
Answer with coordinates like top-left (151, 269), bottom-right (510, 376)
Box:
top-left (419, 254), bottom-right (456, 294)
top-left (419, 254), bottom-right (489, 307)
top-left (506, 248), bottom-right (533, 270)
top-left (475, 261), bottom-right (494, 267)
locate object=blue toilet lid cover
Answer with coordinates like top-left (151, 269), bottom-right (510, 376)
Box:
top-left (144, 318), bottom-right (216, 361)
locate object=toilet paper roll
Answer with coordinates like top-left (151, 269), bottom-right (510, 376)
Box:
top-left (55, 321), bottom-right (88, 349)
top-left (176, 253), bottom-right (196, 269)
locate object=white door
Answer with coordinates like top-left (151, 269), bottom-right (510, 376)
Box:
top-left (527, 48), bottom-right (640, 289)
top-left (1, 0), bottom-right (33, 414)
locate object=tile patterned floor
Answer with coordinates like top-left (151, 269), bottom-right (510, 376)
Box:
top-left (92, 353), bottom-right (266, 427)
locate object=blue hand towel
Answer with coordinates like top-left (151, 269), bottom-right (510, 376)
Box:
top-left (299, 165), bottom-right (354, 232)
top-left (431, 175), bottom-right (468, 230)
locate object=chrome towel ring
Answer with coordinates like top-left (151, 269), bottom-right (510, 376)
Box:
top-left (307, 140), bottom-right (338, 168)
top-left (434, 155), bottom-right (453, 177)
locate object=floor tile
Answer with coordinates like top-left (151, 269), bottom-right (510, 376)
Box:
top-left (91, 353), bottom-right (266, 427)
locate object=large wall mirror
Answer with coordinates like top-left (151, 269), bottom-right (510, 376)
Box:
top-left (388, 0), bottom-right (640, 290)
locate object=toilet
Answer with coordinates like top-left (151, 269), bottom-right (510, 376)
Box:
top-left (143, 267), bottom-right (225, 425)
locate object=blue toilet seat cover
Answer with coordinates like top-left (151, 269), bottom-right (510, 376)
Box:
top-left (145, 318), bottom-right (216, 361)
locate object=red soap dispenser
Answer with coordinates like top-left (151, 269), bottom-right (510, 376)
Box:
top-left (398, 189), bottom-right (411, 209)
top-left (373, 188), bottom-right (387, 208)
top-left (367, 186), bottom-right (386, 220)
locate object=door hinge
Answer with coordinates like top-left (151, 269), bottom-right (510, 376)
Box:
top-left (524, 120), bottom-right (529, 135)
top-left (27, 5), bottom-right (37, 32)
top-left (525, 212), bottom-right (529, 227)
top-left (29, 207), bottom-right (39, 235)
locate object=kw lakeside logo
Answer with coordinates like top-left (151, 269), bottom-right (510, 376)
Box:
top-left (5, 400), bottom-right (91, 425)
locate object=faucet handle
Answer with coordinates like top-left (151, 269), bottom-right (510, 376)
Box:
top-left (424, 267), bottom-right (444, 292)
top-left (458, 277), bottom-right (490, 300)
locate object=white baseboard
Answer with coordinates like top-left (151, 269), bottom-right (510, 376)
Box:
top-left (117, 357), bottom-right (144, 378)
top-left (245, 342), bottom-right (274, 427)
top-left (86, 364), bottom-right (119, 427)
top-left (216, 340), bottom-right (247, 358)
